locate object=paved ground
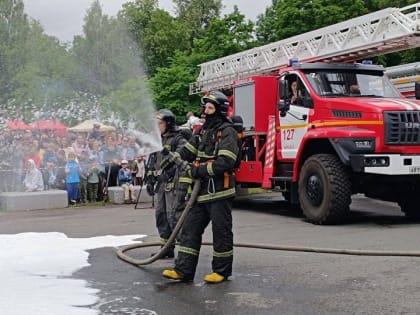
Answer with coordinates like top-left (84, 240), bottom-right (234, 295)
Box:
top-left (1, 193), bottom-right (420, 315)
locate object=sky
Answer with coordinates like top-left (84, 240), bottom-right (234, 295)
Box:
top-left (23, 0), bottom-right (272, 43)
top-left (0, 232), bottom-right (147, 315)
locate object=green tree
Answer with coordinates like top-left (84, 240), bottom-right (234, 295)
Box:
top-left (0, 0), bottom-right (30, 104)
top-left (193, 6), bottom-right (255, 58)
top-left (256, 0), bottom-right (368, 44)
top-left (150, 8), bottom-right (255, 120)
top-left (122, 6), bottom-right (191, 76)
top-left (174, 0), bottom-right (222, 39)
top-left (72, 0), bottom-right (114, 95)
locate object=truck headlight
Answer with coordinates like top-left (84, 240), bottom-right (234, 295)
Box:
top-left (363, 156), bottom-right (389, 167)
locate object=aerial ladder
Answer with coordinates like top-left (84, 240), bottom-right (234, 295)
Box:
top-left (190, 2), bottom-right (420, 95)
top-left (386, 62), bottom-right (420, 98)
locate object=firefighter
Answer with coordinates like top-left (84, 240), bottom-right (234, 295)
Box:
top-left (146, 109), bottom-right (191, 258)
top-left (162, 90), bottom-right (239, 283)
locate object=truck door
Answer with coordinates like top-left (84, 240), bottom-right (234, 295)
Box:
top-left (279, 73), bottom-right (311, 159)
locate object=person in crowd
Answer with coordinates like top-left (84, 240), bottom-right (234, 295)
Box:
top-left (186, 111), bottom-right (200, 130)
top-left (162, 90), bottom-right (239, 283)
top-left (78, 150), bottom-right (90, 203)
top-left (100, 135), bottom-right (121, 187)
top-left (23, 159), bottom-right (44, 192)
top-left (146, 109), bottom-right (191, 259)
top-left (134, 156), bottom-right (146, 186)
top-left (42, 141), bottom-right (58, 166)
top-left (24, 142), bottom-right (42, 168)
top-left (119, 136), bottom-right (135, 161)
top-left (44, 161), bottom-right (57, 190)
top-left (72, 134), bottom-right (87, 158)
top-left (87, 123), bottom-right (102, 141)
top-left (118, 159), bottom-right (136, 203)
top-left (192, 114), bottom-right (205, 133)
top-left (55, 149), bottom-right (67, 190)
top-left (87, 157), bottom-right (100, 203)
top-left (128, 135), bottom-right (140, 157)
top-left (65, 152), bottom-right (80, 205)
top-left (87, 139), bottom-right (102, 163)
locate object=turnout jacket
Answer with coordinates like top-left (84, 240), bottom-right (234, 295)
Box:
top-left (149, 130), bottom-right (191, 202)
top-left (177, 117), bottom-right (239, 203)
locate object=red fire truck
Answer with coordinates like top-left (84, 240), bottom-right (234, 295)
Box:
top-left (190, 3), bottom-right (420, 224)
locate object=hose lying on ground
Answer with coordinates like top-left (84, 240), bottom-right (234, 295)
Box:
top-left (116, 180), bottom-right (420, 266)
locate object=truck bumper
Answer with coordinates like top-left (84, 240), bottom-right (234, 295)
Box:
top-left (350, 154), bottom-right (420, 175)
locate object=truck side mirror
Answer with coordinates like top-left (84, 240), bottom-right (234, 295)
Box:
top-left (278, 100), bottom-right (289, 117)
top-left (279, 80), bottom-right (290, 117)
top-left (415, 81), bottom-right (420, 100)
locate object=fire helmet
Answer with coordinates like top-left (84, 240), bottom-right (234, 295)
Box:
top-left (201, 90), bottom-right (230, 116)
top-left (156, 109), bottom-right (176, 131)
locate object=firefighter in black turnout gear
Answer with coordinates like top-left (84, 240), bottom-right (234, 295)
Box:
top-left (146, 109), bottom-right (191, 259)
top-left (162, 91), bottom-right (239, 283)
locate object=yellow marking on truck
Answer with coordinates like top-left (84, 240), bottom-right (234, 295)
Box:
top-left (313, 120), bottom-right (383, 127)
top-left (278, 124), bottom-right (308, 130)
top-left (279, 120), bottom-right (383, 129)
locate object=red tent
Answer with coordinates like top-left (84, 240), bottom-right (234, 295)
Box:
top-left (5, 120), bottom-right (32, 130)
top-left (31, 119), bottom-right (67, 131)
top-left (31, 119), bottom-right (68, 135)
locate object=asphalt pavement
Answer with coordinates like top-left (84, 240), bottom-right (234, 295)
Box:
top-left (1, 193), bottom-right (420, 315)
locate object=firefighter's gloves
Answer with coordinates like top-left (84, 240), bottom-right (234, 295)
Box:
top-left (190, 164), bottom-right (206, 179)
top-left (160, 149), bottom-right (177, 171)
top-left (160, 150), bottom-right (190, 172)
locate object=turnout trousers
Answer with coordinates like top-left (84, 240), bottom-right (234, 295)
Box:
top-left (174, 198), bottom-right (233, 280)
top-left (155, 184), bottom-right (176, 246)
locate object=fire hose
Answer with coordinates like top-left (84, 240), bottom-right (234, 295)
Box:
top-left (116, 152), bottom-right (420, 266)
top-left (116, 178), bottom-right (420, 266)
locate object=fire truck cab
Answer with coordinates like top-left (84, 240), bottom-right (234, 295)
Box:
top-left (234, 62), bottom-right (420, 224)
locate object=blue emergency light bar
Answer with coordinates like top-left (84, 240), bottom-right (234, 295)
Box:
top-left (289, 58), bottom-right (299, 66)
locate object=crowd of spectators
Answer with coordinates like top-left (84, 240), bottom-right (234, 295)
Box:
top-left (0, 124), bottom-right (149, 204)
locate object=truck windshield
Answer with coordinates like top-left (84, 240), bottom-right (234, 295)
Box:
top-left (304, 71), bottom-right (400, 98)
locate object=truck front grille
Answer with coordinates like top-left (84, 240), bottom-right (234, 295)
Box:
top-left (384, 111), bottom-right (420, 145)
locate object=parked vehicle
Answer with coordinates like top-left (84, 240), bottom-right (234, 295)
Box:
top-left (190, 3), bottom-right (420, 224)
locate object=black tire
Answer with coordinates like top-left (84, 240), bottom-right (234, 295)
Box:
top-left (398, 200), bottom-right (420, 219)
top-left (298, 154), bottom-right (351, 225)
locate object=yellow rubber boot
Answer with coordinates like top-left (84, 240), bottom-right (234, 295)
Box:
top-left (162, 269), bottom-right (183, 280)
top-left (204, 272), bottom-right (225, 283)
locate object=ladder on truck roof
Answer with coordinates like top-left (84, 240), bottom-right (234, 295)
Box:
top-left (190, 2), bottom-right (420, 95)
top-left (386, 62), bottom-right (420, 97)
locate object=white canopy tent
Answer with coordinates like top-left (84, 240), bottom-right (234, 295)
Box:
top-left (68, 120), bottom-right (116, 133)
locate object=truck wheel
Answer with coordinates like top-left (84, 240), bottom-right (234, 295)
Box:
top-left (398, 201), bottom-right (420, 219)
top-left (298, 154), bottom-right (351, 224)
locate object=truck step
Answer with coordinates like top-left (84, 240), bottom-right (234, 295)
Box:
top-left (271, 176), bottom-right (293, 182)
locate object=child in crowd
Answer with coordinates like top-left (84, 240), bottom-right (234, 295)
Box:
top-left (87, 157), bottom-right (100, 203)
top-left (78, 150), bottom-right (90, 203)
top-left (65, 152), bottom-right (80, 205)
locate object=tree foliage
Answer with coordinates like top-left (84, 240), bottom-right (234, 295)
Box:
top-left (256, 0), bottom-right (368, 43)
top-left (174, 0), bottom-right (222, 39)
top-left (122, 4), bottom-right (191, 75)
top-left (150, 7), bottom-right (255, 120)
top-left (1, 0), bottom-right (420, 126)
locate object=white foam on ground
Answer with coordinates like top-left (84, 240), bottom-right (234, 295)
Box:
top-left (0, 232), bottom-right (145, 315)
